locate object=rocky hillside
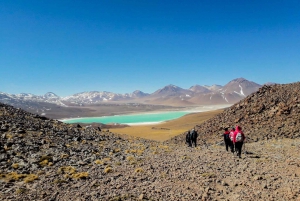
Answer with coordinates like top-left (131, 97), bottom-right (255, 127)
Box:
top-left (0, 101), bottom-right (300, 200)
top-left (169, 82), bottom-right (300, 145)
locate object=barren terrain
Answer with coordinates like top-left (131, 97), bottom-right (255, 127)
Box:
top-left (1, 82), bottom-right (300, 200)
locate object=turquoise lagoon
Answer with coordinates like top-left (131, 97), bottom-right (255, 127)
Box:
top-left (61, 105), bottom-right (231, 125)
top-left (61, 111), bottom-right (191, 125)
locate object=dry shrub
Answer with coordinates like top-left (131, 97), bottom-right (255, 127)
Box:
top-left (136, 150), bottom-right (144, 156)
top-left (94, 160), bottom-right (104, 165)
top-left (160, 172), bottom-right (167, 178)
top-left (135, 168), bottom-right (144, 173)
top-left (12, 163), bottom-right (19, 169)
top-left (57, 166), bottom-right (88, 179)
top-left (39, 159), bottom-right (49, 167)
top-left (95, 158), bottom-right (110, 165)
top-left (1, 172), bottom-right (25, 182)
top-left (255, 158), bottom-right (270, 163)
top-left (159, 145), bottom-right (169, 149)
top-left (53, 179), bottom-right (67, 184)
top-left (6, 134), bottom-right (13, 139)
top-left (201, 172), bottom-right (216, 178)
top-left (181, 155), bottom-right (190, 160)
top-left (72, 172), bottom-right (89, 179)
top-left (159, 145), bottom-right (172, 152)
top-left (126, 156), bottom-right (141, 165)
top-left (0, 172), bottom-right (38, 183)
top-left (130, 149), bottom-right (137, 154)
top-left (24, 174), bottom-right (38, 183)
top-left (61, 154), bottom-right (69, 159)
top-left (115, 162), bottom-right (122, 166)
top-left (126, 156), bottom-right (135, 161)
top-left (57, 166), bottom-right (76, 174)
top-left (103, 157), bottom-right (111, 162)
top-left (113, 148), bottom-right (121, 153)
top-left (4, 145), bottom-right (10, 151)
top-left (104, 167), bottom-right (113, 174)
top-left (40, 155), bottom-right (52, 162)
top-left (37, 171), bottom-right (45, 175)
top-left (16, 188), bottom-right (27, 194)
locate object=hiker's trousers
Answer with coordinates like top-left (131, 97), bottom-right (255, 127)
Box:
top-left (235, 142), bottom-right (244, 157)
top-left (224, 137), bottom-right (234, 152)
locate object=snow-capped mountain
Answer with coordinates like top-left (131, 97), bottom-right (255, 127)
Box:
top-left (221, 78), bottom-right (262, 97)
top-left (189, 85), bottom-right (212, 94)
top-left (189, 78), bottom-right (262, 104)
top-left (130, 90), bottom-right (150, 98)
top-left (0, 78), bottom-right (264, 108)
top-left (151, 85), bottom-right (194, 98)
top-left (203, 84), bottom-right (223, 92)
top-left (43, 92), bottom-right (60, 100)
top-left (62, 91), bottom-right (128, 104)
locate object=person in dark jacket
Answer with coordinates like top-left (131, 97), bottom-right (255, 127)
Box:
top-left (223, 127), bottom-right (233, 152)
top-left (190, 129), bottom-right (198, 147)
top-left (186, 131), bottom-right (192, 147)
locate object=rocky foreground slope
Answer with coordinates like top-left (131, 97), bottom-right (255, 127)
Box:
top-left (0, 83), bottom-right (300, 201)
top-left (169, 82), bottom-right (300, 145)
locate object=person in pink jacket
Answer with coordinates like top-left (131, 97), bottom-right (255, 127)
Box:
top-left (229, 127), bottom-right (235, 152)
top-left (232, 125), bottom-right (246, 158)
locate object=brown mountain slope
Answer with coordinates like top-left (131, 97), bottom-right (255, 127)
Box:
top-left (147, 96), bottom-right (195, 106)
top-left (189, 92), bottom-right (242, 104)
top-left (221, 77), bottom-right (262, 96)
top-left (168, 82), bottom-right (300, 145)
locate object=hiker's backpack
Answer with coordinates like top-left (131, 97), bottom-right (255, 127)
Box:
top-left (186, 132), bottom-right (191, 142)
top-left (190, 131), bottom-right (194, 140)
top-left (190, 130), bottom-right (197, 140)
top-left (230, 131), bottom-right (234, 141)
top-left (235, 132), bottom-right (243, 142)
top-left (225, 133), bottom-right (230, 140)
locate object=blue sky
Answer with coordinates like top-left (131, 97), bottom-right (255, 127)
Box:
top-left (1, 0), bottom-right (299, 96)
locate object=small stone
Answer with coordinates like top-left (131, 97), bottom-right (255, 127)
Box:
top-left (221, 181), bottom-right (229, 186)
top-left (138, 194), bottom-right (144, 200)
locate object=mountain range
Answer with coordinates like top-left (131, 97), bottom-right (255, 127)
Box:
top-left (0, 78), bottom-right (263, 108)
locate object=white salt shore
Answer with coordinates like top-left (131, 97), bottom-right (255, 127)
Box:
top-left (60, 104), bottom-right (232, 125)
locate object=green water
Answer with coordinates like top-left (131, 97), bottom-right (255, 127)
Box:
top-left (61, 111), bottom-right (191, 125)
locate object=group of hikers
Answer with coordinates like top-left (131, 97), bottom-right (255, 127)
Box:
top-left (185, 125), bottom-right (246, 158)
top-left (223, 125), bottom-right (246, 158)
top-left (185, 128), bottom-right (198, 147)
